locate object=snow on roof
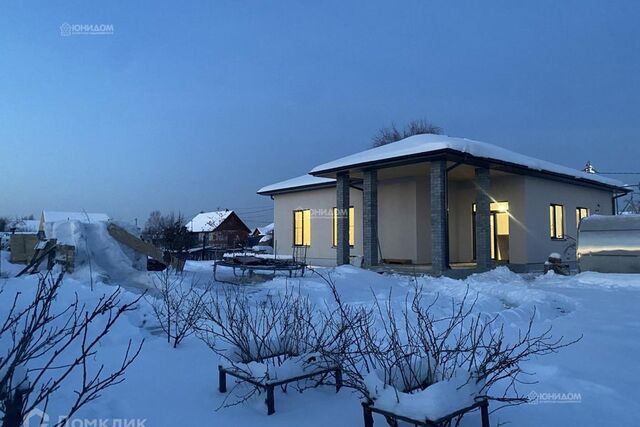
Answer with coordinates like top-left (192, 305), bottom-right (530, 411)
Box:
top-left (310, 134), bottom-right (625, 189)
top-left (581, 214), bottom-right (640, 231)
top-left (185, 210), bottom-right (233, 233)
top-left (43, 211), bottom-right (110, 223)
top-left (256, 223), bottom-right (274, 235)
top-left (257, 174), bottom-right (336, 195)
top-left (7, 219), bottom-right (40, 232)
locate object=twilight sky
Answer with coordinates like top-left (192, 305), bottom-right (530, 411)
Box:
top-left (1, 0), bottom-right (639, 227)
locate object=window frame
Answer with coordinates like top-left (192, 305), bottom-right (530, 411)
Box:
top-left (293, 209), bottom-right (311, 247)
top-left (549, 203), bottom-right (566, 240)
top-left (576, 207), bottom-right (589, 228)
top-left (332, 206), bottom-right (355, 247)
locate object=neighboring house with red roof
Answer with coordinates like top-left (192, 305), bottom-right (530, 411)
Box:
top-left (185, 210), bottom-right (251, 251)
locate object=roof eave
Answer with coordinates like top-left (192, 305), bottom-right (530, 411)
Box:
top-left (310, 148), bottom-right (627, 193)
top-left (257, 182), bottom-right (336, 196)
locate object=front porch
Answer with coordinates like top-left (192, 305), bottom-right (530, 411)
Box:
top-left (332, 159), bottom-right (522, 275)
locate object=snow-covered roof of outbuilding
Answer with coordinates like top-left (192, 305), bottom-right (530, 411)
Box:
top-left (257, 174), bottom-right (336, 195)
top-left (7, 219), bottom-right (40, 232)
top-left (43, 211), bottom-right (110, 223)
top-left (256, 223), bottom-right (274, 235)
top-left (310, 134), bottom-right (626, 189)
top-left (185, 210), bottom-right (234, 233)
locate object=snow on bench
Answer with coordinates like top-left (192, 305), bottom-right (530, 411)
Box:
top-left (362, 372), bottom-right (489, 427)
top-left (218, 352), bottom-right (342, 415)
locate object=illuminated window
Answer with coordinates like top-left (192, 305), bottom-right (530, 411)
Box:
top-left (576, 207), bottom-right (589, 228)
top-left (549, 204), bottom-right (565, 239)
top-left (332, 207), bottom-right (355, 247)
top-left (293, 209), bottom-right (311, 246)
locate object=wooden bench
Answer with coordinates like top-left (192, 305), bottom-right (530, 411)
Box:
top-left (218, 360), bottom-right (342, 415)
top-left (362, 397), bottom-right (490, 427)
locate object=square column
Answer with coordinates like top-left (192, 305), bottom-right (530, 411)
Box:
top-left (475, 167), bottom-right (492, 269)
top-left (431, 160), bottom-right (449, 275)
top-left (336, 172), bottom-right (350, 265)
top-left (363, 169), bottom-right (378, 267)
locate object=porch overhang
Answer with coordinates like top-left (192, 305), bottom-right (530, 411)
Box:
top-left (310, 148), bottom-right (629, 194)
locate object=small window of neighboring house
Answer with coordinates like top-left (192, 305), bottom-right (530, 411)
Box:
top-left (332, 207), bottom-right (355, 247)
top-left (576, 207), bottom-right (589, 228)
top-left (293, 209), bottom-right (311, 246)
top-left (549, 204), bottom-right (565, 239)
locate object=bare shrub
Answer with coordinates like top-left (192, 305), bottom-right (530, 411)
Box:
top-left (327, 281), bottom-right (579, 414)
top-left (0, 269), bottom-right (143, 427)
top-left (148, 268), bottom-right (209, 348)
top-left (197, 283), bottom-right (362, 407)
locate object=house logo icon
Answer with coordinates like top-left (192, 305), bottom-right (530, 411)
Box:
top-left (60, 22), bottom-right (72, 36)
top-left (24, 408), bottom-right (49, 427)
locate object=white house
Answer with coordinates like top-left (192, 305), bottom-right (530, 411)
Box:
top-left (258, 134), bottom-right (629, 273)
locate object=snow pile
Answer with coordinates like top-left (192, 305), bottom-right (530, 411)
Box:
top-left (222, 352), bottom-right (335, 384)
top-left (365, 371), bottom-right (483, 421)
top-left (43, 211), bottom-right (110, 224)
top-left (47, 220), bottom-right (149, 288)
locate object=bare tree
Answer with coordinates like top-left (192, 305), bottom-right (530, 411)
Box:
top-left (142, 211), bottom-right (190, 251)
top-left (147, 268), bottom-right (209, 348)
top-left (372, 119), bottom-right (443, 147)
top-left (0, 269), bottom-right (144, 427)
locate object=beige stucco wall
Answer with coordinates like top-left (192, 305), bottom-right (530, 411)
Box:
top-left (448, 174), bottom-right (528, 265)
top-left (523, 175), bottom-right (613, 267)
top-left (272, 187), bottom-right (363, 266)
top-left (377, 177), bottom-right (431, 263)
top-left (270, 171), bottom-right (614, 270)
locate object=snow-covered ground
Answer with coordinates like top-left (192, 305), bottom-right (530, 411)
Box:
top-left (2, 251), bottom-right (639, 426)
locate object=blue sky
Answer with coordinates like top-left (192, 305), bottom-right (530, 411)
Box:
top-left (1, 0), bottom-right (639, 226)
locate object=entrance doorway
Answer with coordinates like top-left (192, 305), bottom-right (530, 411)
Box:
top-left (473, 201), bottom-right (510, 262)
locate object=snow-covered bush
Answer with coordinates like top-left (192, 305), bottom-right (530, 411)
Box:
top-left (198, 285), bottom-right (347, 365)
top-left (148, 268), bottom-right (209, 348)
top-left (196, 283), bottom-right (359, 406)
top-left (325, 279), bottom-right (579, 421)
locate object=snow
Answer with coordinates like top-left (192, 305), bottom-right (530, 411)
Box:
top-left (43, 211), bottom-right (110, 224)
top-left (257, 174), bottom-right (336, 195)
top-left (185, 210), bottom-right (233, 232)
top-left (46, 220), bottom-right (149, 288)
top-left (309, 134), bottom-right (625, 189)
top-left (221, 352), bottom-right (335, 384)
top-left (580, 213), bottom-right (640, 231)
top-left (365, 371), bottom-right (483, 421)
top-left (6, 219), bottom-right (39, 232)
top-left (255, 222), bottom-right (274, 235)
top-left (1, 258), bottom-right (639, 426)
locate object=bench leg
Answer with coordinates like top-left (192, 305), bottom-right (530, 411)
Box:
top-left (218, 366), bottom-right (227, 393)
top-left (362, 403), bottom-right (374, 427)
top-left (266, 385), bottom-right (275, 415)
top-left (480, 400), bottom-right (490, 427)
top-left (335, 368), bottom-right (343, 392)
